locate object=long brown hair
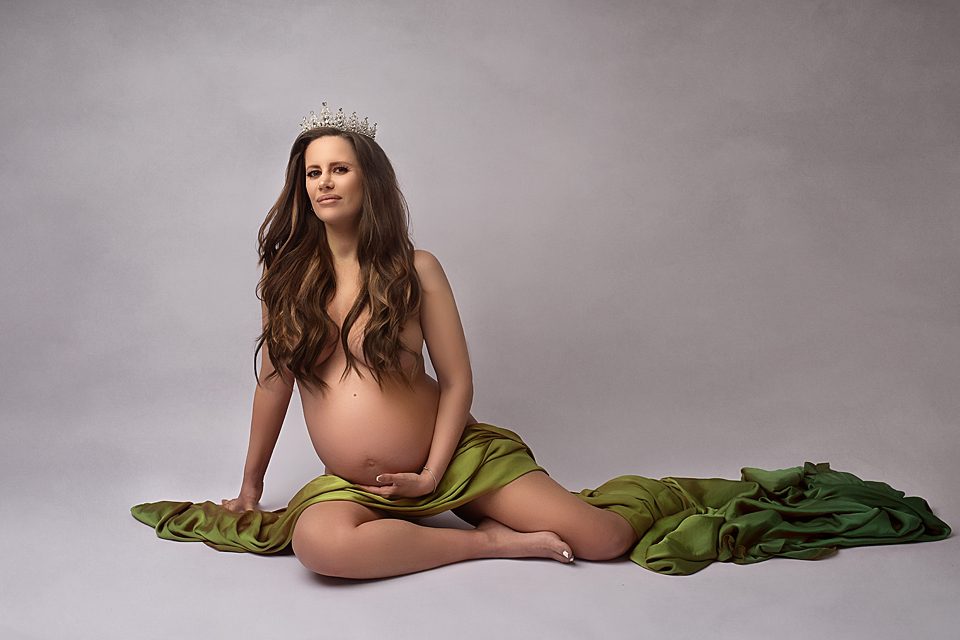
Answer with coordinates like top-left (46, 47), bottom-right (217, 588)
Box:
top-left (256, 127), bottom-right (421, 390)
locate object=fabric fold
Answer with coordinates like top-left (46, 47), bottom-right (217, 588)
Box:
top-left (595, 462), bottom-right (951, 574)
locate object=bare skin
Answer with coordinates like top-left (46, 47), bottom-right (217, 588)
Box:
top-left (224, 134), bottom-right (638, 578)
top-left (291, 503), bottom-right (574, 580)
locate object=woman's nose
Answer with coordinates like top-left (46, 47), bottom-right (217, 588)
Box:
top-left (318, 173), bottom-right (332, 188)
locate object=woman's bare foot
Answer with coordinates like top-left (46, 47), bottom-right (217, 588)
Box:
top-left (476, 518), bottom-right (574, 563)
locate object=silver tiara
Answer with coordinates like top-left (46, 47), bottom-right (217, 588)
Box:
top-left (300, 102), bottom-right (377, 140)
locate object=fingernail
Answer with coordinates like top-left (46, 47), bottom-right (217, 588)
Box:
top-left (376, 475), bottom-right (382, 482)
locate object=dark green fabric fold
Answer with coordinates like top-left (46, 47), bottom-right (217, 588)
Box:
top-left (578, 462), bottom-right (950, 574)
top-left (132, 425), bottom-right (950, 574)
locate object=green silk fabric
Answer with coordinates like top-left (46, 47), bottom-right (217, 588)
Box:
top-left (132, 423), bottom-right (950, 574)
top-left (576, 464), bottom-right (950, 574)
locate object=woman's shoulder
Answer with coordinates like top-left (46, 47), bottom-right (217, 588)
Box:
top-left (413, 249), bottom-right (443, 275)
top-left (413, 249), bottom-right (439, 266)
top-left (413, 250), bottom-right (450, 291)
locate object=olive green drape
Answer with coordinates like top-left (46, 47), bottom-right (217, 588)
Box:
top-left (576, 463), bottom-right (950, 574)
top-left (132, 423), bottom-right (950, 574)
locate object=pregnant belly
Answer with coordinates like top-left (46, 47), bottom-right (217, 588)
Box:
top-left (301, 374), bottom-right (440, 485)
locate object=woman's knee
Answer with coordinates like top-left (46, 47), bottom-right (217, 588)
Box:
top-left (291, 502), bottom-right (377, 577)
top-left (569, 512), bottom-right (638, 561)
top-left (291, 521), bottom-right (343, 576)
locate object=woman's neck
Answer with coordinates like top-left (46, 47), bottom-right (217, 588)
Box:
top-left (324, 223), bottom-right (360, 265)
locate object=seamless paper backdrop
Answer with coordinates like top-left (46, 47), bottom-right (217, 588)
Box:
top-left (3, 0), bottom-right (958, 499)
top-left (3, 0), bottom-right (959, 493)
top-left (1, 1), bottom-right (958, 638)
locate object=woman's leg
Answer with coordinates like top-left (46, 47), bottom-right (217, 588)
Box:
top-left (456, 471), bottom-right (638, 561)
top-left (291, 499), bottom-right (574, 579)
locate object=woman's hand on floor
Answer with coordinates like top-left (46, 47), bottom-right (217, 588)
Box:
top-left (356, 470), bottom-right (436, 499)
top-left (221, 485), bottom-right (262, 512)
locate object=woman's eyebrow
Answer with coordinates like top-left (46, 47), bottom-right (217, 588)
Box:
top-left (305, 160), bottom-right (354, 169)
top-left (304, 160), bottom-right (353, 171)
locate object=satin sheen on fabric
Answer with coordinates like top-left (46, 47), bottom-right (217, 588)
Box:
top-left (131, 424), bottom-right (950, 575)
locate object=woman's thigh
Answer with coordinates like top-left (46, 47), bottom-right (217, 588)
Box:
top-left (457, 470), bottom-right (638, 561)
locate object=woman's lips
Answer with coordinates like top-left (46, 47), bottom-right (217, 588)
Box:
top-left (317, 195), bottom-right (341, 204)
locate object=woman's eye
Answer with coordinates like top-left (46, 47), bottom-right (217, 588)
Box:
top-left (333, 166), bottom-right (348, 174)
top-left (306, 170), bottom-right (320, 178)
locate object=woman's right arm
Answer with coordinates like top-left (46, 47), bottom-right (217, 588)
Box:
top-left (221, 300), bottom-right (294, 513)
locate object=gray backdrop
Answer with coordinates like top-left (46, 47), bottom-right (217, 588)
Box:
top-left (2, 1), bottom-right (958, 639)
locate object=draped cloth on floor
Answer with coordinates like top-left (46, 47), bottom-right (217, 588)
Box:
top-left (131, 423), bottom-right (950, 575)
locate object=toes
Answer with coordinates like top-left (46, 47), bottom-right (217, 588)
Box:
top-left (542, 534), bottom-right (574, 563)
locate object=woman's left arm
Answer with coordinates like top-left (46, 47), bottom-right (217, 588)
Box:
top-left (359, 250), bottom-right (473, 498)
top-left (415, 249), bottom-right (474, 486)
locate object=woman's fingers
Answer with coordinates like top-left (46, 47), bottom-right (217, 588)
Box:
top-left (221, 497), bottom-right (256, 512)
top-left (356, 472), bottom-right (429, 499)
top-left (376, 472), bottom-right (420, 486)
top-left (355, 484), bottom-right (395, 497)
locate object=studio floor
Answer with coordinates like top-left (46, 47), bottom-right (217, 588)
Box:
top-left (3, 405), bottom-right (957, 640)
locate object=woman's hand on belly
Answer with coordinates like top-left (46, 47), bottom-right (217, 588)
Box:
top-left (355, 469), bottom-right (435, 499)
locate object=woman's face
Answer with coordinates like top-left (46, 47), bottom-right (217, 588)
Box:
top-left (304, 135), bottom-right (363, 228)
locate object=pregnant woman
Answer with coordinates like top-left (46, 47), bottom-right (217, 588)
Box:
top-left (132, 105), bottom-right (949, 578)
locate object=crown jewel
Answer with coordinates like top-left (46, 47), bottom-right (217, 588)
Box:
top-left (301, 102), bottom-right (377, 140)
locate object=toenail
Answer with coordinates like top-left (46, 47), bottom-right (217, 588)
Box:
top-left (562, 550), bottom-right (570, 559)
